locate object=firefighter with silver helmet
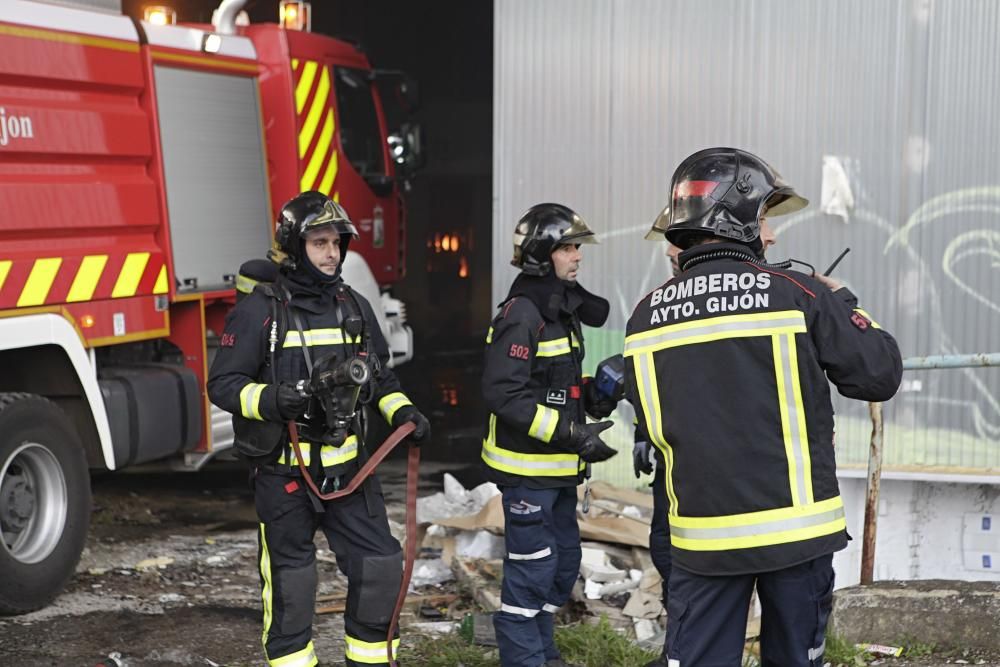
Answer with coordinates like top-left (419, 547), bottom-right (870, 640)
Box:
top-left (482, 203), bottom-right (619, 667)
top-left (626, 148), bottom-right (902, 667)
top-left (208, 191), bottom-right (430, 667)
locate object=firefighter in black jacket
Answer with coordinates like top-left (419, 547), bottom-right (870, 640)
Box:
top-left (626, 148), bottom-right (903, 667)
top-left (208, 192), bottom-right (430, 667)
top-left (482, 203), bottom-right (619, 667)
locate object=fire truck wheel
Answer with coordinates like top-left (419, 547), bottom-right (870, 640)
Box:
top-left (0, 393), bottom-right (91, 615)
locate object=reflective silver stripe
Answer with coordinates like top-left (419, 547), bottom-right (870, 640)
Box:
top-left (776, 333), bottom-right (810, 505)
top-left (508, 547), bottom-right (552, 561)
top-left (808, 639), bottom-right (826, 661)
top-left (668, 660), bottom-right (680, 667)
top-left (528, 404), bottom-right (559, 442)
top-left (378, 392), bottom-right (412, 422)
top-left (624, 311), bottom-right (806, 356)
top-left (670, 506), bottom-right (845, 541)
top-left (500, 603), bottom-right (539, 618)
top-left (344, 634), bottom-right (399, 663)
top-left (482, 444), bottom-right (580, 472)
top-left (282, 328), bottom-right (359, 348)
top-left (269, 641), bottom-right (317, 667)
top-left (278, 438), bottom-right (358, 466)
top-left (542, 603), bottom-right (561, 613)
top-left (537, 339), bottom-right (571, 357)
top-left (239, 383), bottom-right (266, 420)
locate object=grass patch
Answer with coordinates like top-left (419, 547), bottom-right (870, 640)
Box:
top-left (399, 616), bottom-right (660, 667)
top-left (824, 629), bottom-right (869, 666)
top-left (555, 617), bottom-right (661, 666)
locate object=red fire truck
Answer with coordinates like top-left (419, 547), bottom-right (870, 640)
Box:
top-left (0, 0), bottom-right (423, 613)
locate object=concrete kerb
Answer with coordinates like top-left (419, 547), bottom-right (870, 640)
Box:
top-left (830, 580), bottom-right (1000, 650)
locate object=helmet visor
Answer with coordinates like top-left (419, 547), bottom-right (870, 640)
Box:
top-left (559, 214), bottom-right (599, 245)
top-left (301, 200), bottom-right (360, 240)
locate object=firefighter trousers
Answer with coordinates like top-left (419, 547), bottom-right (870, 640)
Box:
top-left (254, 469), bottom-right (403, 667)
top-left (494, 484), bottom-right (581, 667)
top-left (666, 554), bottom-right (835, 667)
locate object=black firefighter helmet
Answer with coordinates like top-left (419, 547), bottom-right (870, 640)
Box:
top-left (269, 191), bottom-right (359, 271)
top-left (510, 203), bottom-right (599, 276)
top-left (646, 147), bottom-right (808, 252)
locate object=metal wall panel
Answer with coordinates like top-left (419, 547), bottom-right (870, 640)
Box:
top-left (155, 66), bottom-right (272, 292)
top-left (494, 0), bottom-right (1000, 483)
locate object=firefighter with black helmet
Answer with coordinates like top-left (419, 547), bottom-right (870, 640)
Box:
top-left (482, 203), bottom-right (619, 667)
top-left (626, 148), bottom-right (903, 666)
top-left (208, 191), bottom-right (430, 667)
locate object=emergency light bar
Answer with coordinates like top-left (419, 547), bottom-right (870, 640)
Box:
top-left (280, 1), bottom-right (311, 32)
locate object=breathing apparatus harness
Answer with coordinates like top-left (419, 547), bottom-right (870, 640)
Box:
top-left (262, 278), bottom-right (419, 667)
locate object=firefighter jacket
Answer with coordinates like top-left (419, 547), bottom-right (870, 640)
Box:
top-left (624, 242), bottom-right (902, 576)
top-left (208, 270), bottom-right (414, 481)
top-left (481, 272), bottom-right (610, 489)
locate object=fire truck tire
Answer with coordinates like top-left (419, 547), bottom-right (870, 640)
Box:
top-left (0, 393), bottom-right (91, 615)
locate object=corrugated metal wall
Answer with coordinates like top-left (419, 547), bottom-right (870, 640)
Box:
top-left (494, 0), bottom-right (1000, 486)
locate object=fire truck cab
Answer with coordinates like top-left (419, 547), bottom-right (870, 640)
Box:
top-left (0, 0), bottom-right (422, 613)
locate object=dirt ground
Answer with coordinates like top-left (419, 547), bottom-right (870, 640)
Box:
top-left (0, 457), bottom-right (456, 667)
top-left (1, 458), bottom-right (997, 667)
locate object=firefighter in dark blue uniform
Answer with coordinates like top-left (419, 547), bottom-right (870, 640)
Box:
top-left (481, 203), bottom-right (620, 667)
top-left (626, 148), bottom-right (903, 666)
top-left (208, 192), bottom-right (430, 667)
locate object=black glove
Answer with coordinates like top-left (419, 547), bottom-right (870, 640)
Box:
top-left (275, 382), bottom-right (309, 420)
top-left (393, 405), bottom-right (431, 443)
top-left (563, 421), bottom-right (617, 463)
top-left (633, 440), bottom-right (654, 478)
top-left (583, 379), bottom-right (618, 419)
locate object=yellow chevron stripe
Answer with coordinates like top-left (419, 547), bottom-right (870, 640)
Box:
top-left (295, 60), bottom-right (317, 115)
top-left (66, 255), bottom-right (108, 303)
top-left (112, 252), bottom-right (150, 298)
top-left (18, 258), bottom-right (62, 307)
top-left (0, 260), bottom-right (11, 292)
top-left (301, 109), bottom-right (334, 191)
top-left (317, 142), bottom-right (339, 194)
top-left (298, 65), bottom-right (329, 158)
top-left (153, 265), bottom-right (168, 294)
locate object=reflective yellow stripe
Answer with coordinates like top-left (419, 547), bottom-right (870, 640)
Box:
top-left (670, 496), bottom-right (846, 551)
top-left (485, 326), bottom-right (493, 344)
top-left (270, 641), bottom-right (318, 667)
top-left (0, 260), bottom-right (11, 292)
top-left (236, 274), bottom-right (259, 294)
top-left (260, 524), bottom-right (274, 649)
top-left (481, 415), bottom-right (583, 477)
top-left (854, 308), bottom-right (882, 329)
top-left (528, 404), bottom-right (559, 443)
top-left (624, 311), bottom-right (807, 357)
top-left (153, 264), bottom-right (169, 294)
top-left (302, 109), bottom-right (334, 191)
top-left (536, 335), bottom-right (580, 358)
top-left (785, 332), bottom-right (813, 503)
top-left (295, 60), bottom-right (317, 115)
top-left (299, 65), bottom-right (329, 159)
top-left (283, 328), bottom-right (361, 347)
top-left (66, 255), bottom-right (108, 302)
top-left (278, 437), bottom-right (359, 467)
top-left (344, 634), bottom-right (400, 664)
top-left (378, 392), bottom-right (412, 422)
top-left (317, 148), bottom-right (338, 194)
top-left (111, 252), bottom-right (150, 298)
top-left (239, 383), bottom-right (267, 420)
top-left (632, 353), bottom-right (678, 514)
top-left (18, 257), bottom-right (62, 306)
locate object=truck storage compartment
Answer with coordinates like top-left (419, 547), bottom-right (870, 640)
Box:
top-left (98, 364), bottom-right (202, 466)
